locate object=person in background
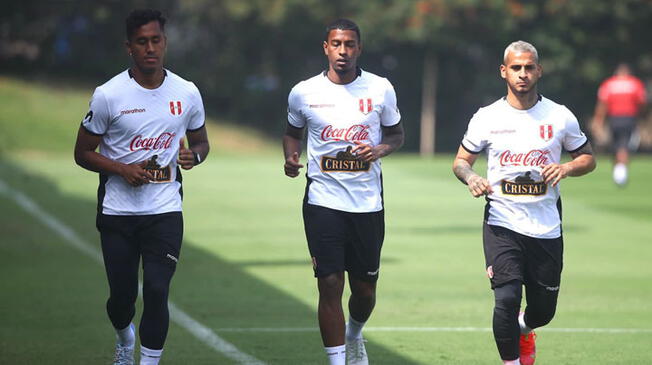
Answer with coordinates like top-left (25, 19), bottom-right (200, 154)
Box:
top-left (592, 63), bottom-right (647, 186)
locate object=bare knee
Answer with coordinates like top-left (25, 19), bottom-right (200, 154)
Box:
top-left (318, 273), bottom-right (345, 302)
top-left (349, 278), bottom-right (376, 302)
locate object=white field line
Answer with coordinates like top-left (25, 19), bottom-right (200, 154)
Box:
top-left (0, 179), bottom-right (265, 365)
top-left (213, 326), bottom-right (652, 334)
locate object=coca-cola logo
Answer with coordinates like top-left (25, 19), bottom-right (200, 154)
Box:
top-left (321, 124), bottom-right (370, 142)
top-left (130, 132), bottom-right (176, 151)
top-left (499, 149), bottom-right (550, 167)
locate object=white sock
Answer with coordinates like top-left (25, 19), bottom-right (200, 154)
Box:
top-left (503, 359), bottom-right (521, 365)
top-left (518, 312), bottom-right (533, 335)
top-left (140, 346), bottom-right (163, 365)
top-left (345, 316), bottom-right (365, 341)
top-left (324, 344), bottom-right (346, 365)
top-left (613, 163), bottom-right (628, 185)
top-left (116, 323), bottom-right (135, 346)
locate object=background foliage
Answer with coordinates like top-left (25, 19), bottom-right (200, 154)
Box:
top-left (2, 0), bottom-right (651, 151)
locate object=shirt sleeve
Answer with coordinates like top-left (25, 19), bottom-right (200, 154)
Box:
top-left (562, 110), bottom-right (588, 152)
top-left (380, 79), bottom-right (401, 127)
top-left (461, 111), bottom-right (487, 154)
top-left (81, 87), bottom-right (111, 136)
top-left (287, 85), bottom-right (306, 128)
top-left (187, 84), bottom-right (206, 131)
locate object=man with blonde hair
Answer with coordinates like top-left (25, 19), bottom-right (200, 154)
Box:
top-left (453, 40), bottom-right (595, 364)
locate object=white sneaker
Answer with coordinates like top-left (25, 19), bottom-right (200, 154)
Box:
top-left (113, 343), bottom-right (135, 365)
top-left (346, 337), bottom-right (368, 365)
top-left (613, 163), bottom-right (628, 186)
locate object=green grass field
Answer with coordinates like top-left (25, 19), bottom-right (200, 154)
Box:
top-left (1, 76), bottom-right (651, 364)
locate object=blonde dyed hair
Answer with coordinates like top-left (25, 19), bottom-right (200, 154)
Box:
top-left (503, 40), bottom-right (539, 64)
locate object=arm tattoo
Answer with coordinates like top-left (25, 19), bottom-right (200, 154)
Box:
top-left (453, 160), bottom-right (480, 185)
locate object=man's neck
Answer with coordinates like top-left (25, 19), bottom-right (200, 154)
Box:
top-left (326, 68), bottom-right (358, 85)
top-left (505, 89), bottom-right (539, 110)
top-left (130, 67), bottom-right (165, 89)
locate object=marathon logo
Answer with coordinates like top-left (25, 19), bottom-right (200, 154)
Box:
top-left (120, 108), bottom-right (146, 115)
top-left (501, 172), bottom-right (547, 196)
top-left (321, 147), bottom-right (370, 173)
top-left (144, 155), bottom-right (172, 183)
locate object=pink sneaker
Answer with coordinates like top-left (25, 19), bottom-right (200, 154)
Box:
top-left (519, 331), bottom-right (536, 365)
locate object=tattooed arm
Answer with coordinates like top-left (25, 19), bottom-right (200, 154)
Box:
top-left (453, 145), bottom-right (493, 198)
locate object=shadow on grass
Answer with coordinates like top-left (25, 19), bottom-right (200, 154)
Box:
top-left (0, 158), bottom-right (420, 365)
top-left (233, 257), bottom-right (399, 267)
top-left (392, 223), bottom-right (588, 235)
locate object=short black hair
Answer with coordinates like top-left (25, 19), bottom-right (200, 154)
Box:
top-left (125, 9), bottom-right (166, 40)
top-left (324, 18), bottom-right (361, 43)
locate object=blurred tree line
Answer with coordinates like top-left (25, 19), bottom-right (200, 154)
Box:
top-left (2, 0), bottom-right (651, 152)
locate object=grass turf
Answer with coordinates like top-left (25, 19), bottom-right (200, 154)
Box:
top-left (1, 77), bottom-right (651, 364)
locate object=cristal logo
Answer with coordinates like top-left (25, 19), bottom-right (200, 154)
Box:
top-left (499, 149), bottom-right (550, 167)
top-left (130, 132), bottom-right (176, 151)
top-left (321, 124), bottom-right (370, 142)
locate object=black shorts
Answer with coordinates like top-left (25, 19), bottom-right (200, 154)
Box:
top-left (483, 223), bottom-right (563, 290)
top-left (96, 212), bottom-right (184, 269)
top-left (302, 203), bottom-right (384, 282)
top-left (609, 116), bottom-right (636, 151)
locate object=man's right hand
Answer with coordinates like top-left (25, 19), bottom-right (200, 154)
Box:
top-left (284, 152), bottom-right (304, 178)
top-left (120, 161), bottom-right (155, 187)
top-left (466, 175), bottom-right (493, 198)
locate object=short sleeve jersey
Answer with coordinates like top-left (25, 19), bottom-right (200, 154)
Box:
top-left (598, 75), bottom-right (647, 117)
top-left (82, 69), bottom-right (205, 215)
top-left (461, 96), bottom-right (588, 239)
top-left (287, 70), bottom-right (401, 213)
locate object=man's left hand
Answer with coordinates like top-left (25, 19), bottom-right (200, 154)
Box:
top-left (351, 141), bottom-right (380, 162)
top-left (542, 163), bottom-right (571, 187)
top-left (177, 138), bottom-right (195, 170)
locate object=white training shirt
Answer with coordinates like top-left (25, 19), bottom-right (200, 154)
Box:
top-left (82, 69), bottom-right (205, 215)
top-left (461, 96), bottom-right (588, 239)
top-left (288, 70), bottom-right (401, 213)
